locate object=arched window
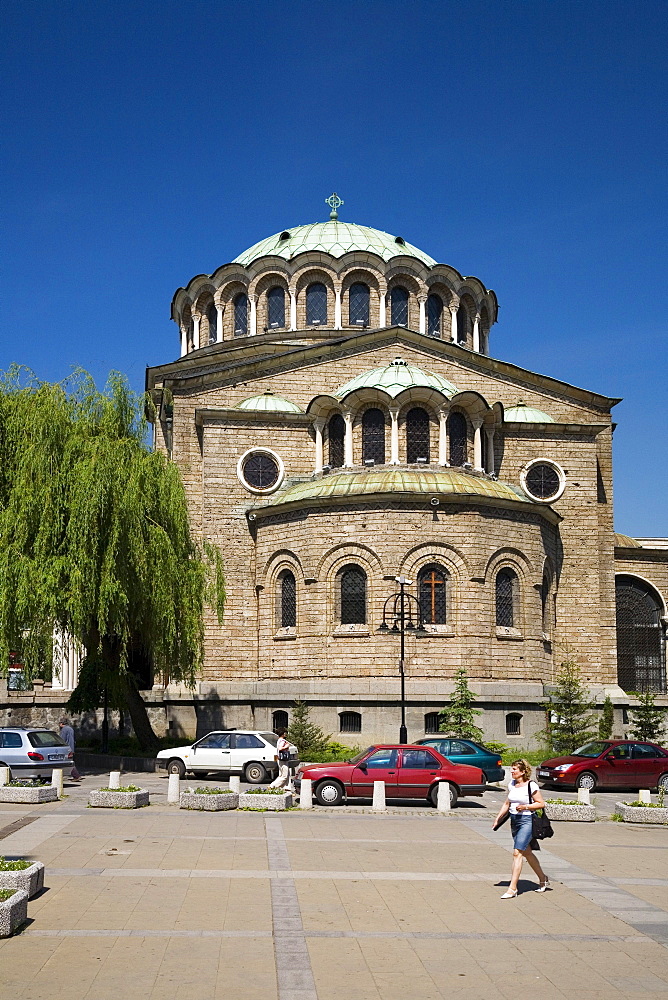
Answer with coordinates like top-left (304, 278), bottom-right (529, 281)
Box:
top-left (339, 565), bottom-right (366, 624)
top-left (306, 283), bottom-right (327, 325)
top-left (616, 576), bottom-right (666, 692)
top-left (362, 408), bottom-right (385, 464)
top-left (506, 713), bottom-right (522, 736)
top-left (349, 283), bottom-right (370, 326)
top-left (328, 413), bottom-right (345, 468)
top-left (418, 564), bottom-right (448, 625)
top-left (390, 286), bottom-right (409, 326)
top-left (496, 569), bottom-right (519, 628)
top-left (272, 710), bottom-right (289, 730)
top-left (206, 303), bottom-right (218, 344)
top-left (540, 571), bottom-right (552, 634)
top-left (339, 711), bottom-right (361, 733)
top-left (457, 305), bottom-right (468, 345)
top-left (448, 412), bottom-right (468, 466)
top-left (406, 407), bottom-right (430, 463)
top-left (277, 570), bottom-right (296, 628)
top-left (427, 294), bottom-right (442, 336)
top-left (267, 286), bottom-right (285, 329)
top-left (234, 294), bottom-right (248, 336)
top-left (424, 712), bottom-right (440, 733)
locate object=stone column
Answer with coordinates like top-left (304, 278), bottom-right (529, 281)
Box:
top-left (450, 306), bottom-right (458, 343)
top-left (314, 418), bottom-right (325, 473)
top-left (379, 291), bottom-right (386, 327)
top-left (485, 427), bottom-right (495, 474)
top-left (290, 289), bottom-right (297, 331)
top-left (249, 294), bottom-right (258, 337)
top-left (216, 304), bottom-right (224, 343)
top-left (334, 286), bottom-right (342, 329)
top-left (180, 325), bottom-right (187, 356)
top-left (438, 407), bottom-right (450, 466)
top-left (192, 313), bottom-right (201, 351)
top-left (473, 418), bottom-right (483, 471)
top-left (343, 410), bottom-right (354, 467)
top-left (418, 295), bottom-right (427, 335)
top-left (389, 406), bottom-right (400, 465)
top-left (473, 313), bottom-right (480, 353)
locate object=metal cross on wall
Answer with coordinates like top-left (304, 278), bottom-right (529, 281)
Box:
top-left (325, 192), bottom-right (343, 219)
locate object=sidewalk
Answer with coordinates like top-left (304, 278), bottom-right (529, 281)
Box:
top-left (0, 772), bottom-right (666, 999)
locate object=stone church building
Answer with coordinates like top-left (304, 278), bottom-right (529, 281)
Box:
top-left (137, 203), bottom-right (668, 746)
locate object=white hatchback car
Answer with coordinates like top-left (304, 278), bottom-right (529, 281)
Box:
top-left (157, 730), bottom-right (281, 784)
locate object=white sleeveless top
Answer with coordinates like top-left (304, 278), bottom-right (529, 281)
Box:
top-left (508, 779), bottom-right (535, 814)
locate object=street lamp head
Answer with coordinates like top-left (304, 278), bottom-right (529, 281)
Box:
top-left (395, 575), bottom-right (413, 586)
top-left (376, 621), bottom-right (390, 633)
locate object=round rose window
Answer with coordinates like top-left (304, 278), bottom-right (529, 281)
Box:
top-left (242, 452), bottom-right (279, 490)
top-left (522, 461), bottom-right (564, 502)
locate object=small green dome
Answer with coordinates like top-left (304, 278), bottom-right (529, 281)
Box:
top-left (504, 402), bottom-right (555, 423)
top-left (235, 391), bottom-right (303, 413)
top-left (234, 222), bottom-right (436, 267)
top-left (334, 357), bottom-right (458, 399)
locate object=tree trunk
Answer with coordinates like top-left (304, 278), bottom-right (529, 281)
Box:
top-left (121, 673), bottom-right (160, 753)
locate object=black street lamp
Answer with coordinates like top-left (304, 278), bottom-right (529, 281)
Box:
top-left (377, 575), bottom-right (427, 744)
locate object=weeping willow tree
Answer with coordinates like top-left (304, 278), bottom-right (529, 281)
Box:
top-left (0, 366), bottom-right (224, 751)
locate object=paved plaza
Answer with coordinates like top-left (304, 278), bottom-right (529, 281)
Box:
top-left (1, 772), bottom-right (667, 1000)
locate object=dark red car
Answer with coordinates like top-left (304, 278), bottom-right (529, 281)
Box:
top-left (538, 739), bottom-right (668, 791)
top-left (298, 744), bottom-right (487, 807)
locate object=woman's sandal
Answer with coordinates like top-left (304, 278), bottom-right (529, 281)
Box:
top-left (536, 879), bottom-right (551, 892)
top-left (500, 888), bottom-right (518, 899)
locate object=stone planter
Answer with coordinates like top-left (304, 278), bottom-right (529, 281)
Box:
top-left (238, 791), bottom-right (293, 811)
top-left (180, 790), bottom-right (239, 811)
top-left (545, 802), bottom-right (596, 822)
top-left (0, 889), bottom-right (28, 937)
top-left (0, 861), bottom-right (45, 899)
top-left (0, 785), bottom-right (58, 804)
top-left (88, 789), bottom-right (149, 809)
top-left (616, 802), bottom-right (668, 824)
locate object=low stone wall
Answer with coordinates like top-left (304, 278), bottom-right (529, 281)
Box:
top-left (88, 789), bottom-right (150, 809)
top-left (180, 791), bottom-right (239, 811)
top-left (616, 803), bottom-right (668, 824)
top-left (545, 802), bottom-right (596, 822)
top-left (0, 786), bottom-right (58, 804)
top-left (239, 791), bottom-right (293, 810)
top-left (0, 889), bottom-right (28, 937)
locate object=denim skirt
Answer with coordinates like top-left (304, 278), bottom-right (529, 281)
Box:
top-left (510, 812), bottom-right (534, 851)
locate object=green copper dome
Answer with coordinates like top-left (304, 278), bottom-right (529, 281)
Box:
top-left (235, 391), bottom-right (303, 413)
top-left (334, 357), bottom-right (458, 399)
top-left (504, 402), bottom-right (555, 423)
top-left (234, 222), bottom-right (436, 267)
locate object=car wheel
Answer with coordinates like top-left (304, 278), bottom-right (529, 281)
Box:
top-left (244, 762), bottom-right (268, 784)
top-left (429, 783), bottom-right (457, 808)
top-left (167, 759), bottom-right (186, 778)
top-left (315, 779), bottom-right (344, 806)
top-left (576, 771), bottom-right (596, 790)
top-left (657, 773), bottom-right (668, 792)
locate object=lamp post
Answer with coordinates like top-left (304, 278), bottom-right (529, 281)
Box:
top-left (377, 576), bottom-right (427, 744)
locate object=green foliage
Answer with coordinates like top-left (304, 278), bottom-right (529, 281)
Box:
top-left (247, 786), bottom-right (288, 795)
top-left (306, 742), bottom-right (363, 763)
top-left (540, 657), bottom-right (597, 756)
top-left (629, 690), bottom-right (667, 744)
top-left (598, 695), bottom-right (614, 739)
top-left (0, 889), bottom-right (16, 902)
top-left (0, 367), bottom-right (224, 750)
top-left (500, 749), bottom-right (546, 766)
top-left (438, 667), bottom-right (484, 741)
top-left (98, 785), bottom-right (142, 793)
top-left (191, 787), bottom-right (233, 795)
top-left (481, 741), bottom-right (511, 756)
top-left (286, 700), bottom-right (331, 759)
top-left (0, 858), bottom-right (30, 871)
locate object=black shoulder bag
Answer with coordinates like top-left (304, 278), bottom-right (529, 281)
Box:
top-left (530, 781), bottom-right (554, 840)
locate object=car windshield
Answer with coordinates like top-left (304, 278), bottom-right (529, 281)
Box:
top-left (261, 733), bottom-right (279, 746)
top-left (28, 731), bottom-right (67, 748)
top-left (348, 747), bottom-right (375, 765)
top-left (572, 740), bottom-right (613, 758)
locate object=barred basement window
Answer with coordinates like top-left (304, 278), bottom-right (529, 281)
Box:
top-left (506, 713), bottom-right (522, 736)
top-left (427, 294), bottom-right (442, 336)
top-left (272, 710), bottom-right (289, 730)
top-left (306, 283), bottom-right (327, 325)
top-left (349, 283), bottom-right (370, 326)
top-left (234, 294), bottom-right (248, 336)
top-left (206, 303), bottom-right (218, 344)
top-left (390, 286), bottom-right (409, 326)
top-left (267, 286), bottom-right (285, 328)
top-left (496, 569), bottom-right (518, 628)
top-left (279, 570), bottom-right (296, 628)
top-left (328, 413), bottom-right (345, 468)
top-left (616, 575), bottom-right (666, 693)
top-left (448, 412), bottom-right (468, 466)
top-left (424, 712), bottom-right (440, 733)
top-left (406, 407), bottom-right (430, 463)
top-left (340, 565), bottom-right (366, 624)
top-left (339, 711), bottom-right (361, 733)
top-left (418, 564), bottom-right (448, 625)
top-left (362, 408), bottom-right (385, 464)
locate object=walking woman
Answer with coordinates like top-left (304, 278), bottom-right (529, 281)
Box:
top-left (493, 758), bottom-right (550, 898)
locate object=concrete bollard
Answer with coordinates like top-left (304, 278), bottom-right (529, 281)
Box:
top-left (167, 772), bottom-right (180, 804)
top-left (299, 778), bottom-right (313, 809)
top-left (372, 780), bottom-right (386, 812)
top-left (108, 771), bottom-right (121, 789)
top-left (639, 789), bottom-right (652, 803)
top-left (0, 767), bottom-right (9, 787)
top-left (229, 775), bottom-right (241, 794)
top-left (437, 781), bottom-right (451, 812)
top-left (51, 769), bottom-right (64, 798)
top-left (577, 787), bottom-right (590, 805)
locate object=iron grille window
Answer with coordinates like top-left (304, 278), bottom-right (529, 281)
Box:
top-left (339, 711), bottom-right (361, 733)
top-left (279, 571), bottom-right (297, 628)
top-left (506, 713), bottom-right (522, 736)
top-left (207, 304), bottom-right (218, 344)
top-left (457, 306), bottom-right (468, 344)
top-left (272, 710), bottom-right (289, 730)
top-left (328, 413), bottom-right (345, 468)
top-left (234, 294), bottom-right (248, 336)
top-left (418, 564), bottom-right (448, 624)
top-left (406, 407), bottom-right (430, 463)
top-left (242, 452), bottom-right (279, 490)
top-left (496, 569), bottom-right (518, 627)
top-left (424, 712), bottom-right (440, 733)
top-left (267, 287), bottom-right (285, 328)
top-left (427, 294), bottom-right (442, 336)
top-left (448, 412), bottom-right (468, 466)
top-left (362, 408), bottom-right (385, 464)
top-left (306, 283), bottom-right (327, 325)
top-left (349, 283), bottom-right (370, 326)
top-left (340, 565), bottom-right (366, 624)
top-left (390, 286), bottom-right (409, 326)
top-left (616, 576), bottom-right (666, 692)
top-left (525, 463), bottom-right (561, 500)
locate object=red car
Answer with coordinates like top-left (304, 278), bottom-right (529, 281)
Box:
top-left (538, 739), bottom-right (668, 791)
top-left (298, 744), bottom-right (487, 807)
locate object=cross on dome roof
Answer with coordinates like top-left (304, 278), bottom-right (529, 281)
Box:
top-left (325, 192), bottom-right (344, 220)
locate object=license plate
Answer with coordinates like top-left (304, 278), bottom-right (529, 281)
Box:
top-left (48, 754), bottom-right (64, 761)
top-left (538, 770), bottom-right (549, 777)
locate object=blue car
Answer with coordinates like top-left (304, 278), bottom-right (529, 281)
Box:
top-left (414, 737), bottom-right (505, 783)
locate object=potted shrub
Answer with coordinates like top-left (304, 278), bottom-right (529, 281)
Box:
top-left (0, 857), bottom-right (45, 898)
top-left (238, 787), bottom-right (293, 810)
top-left (0, 780), bottom-right (58, 805)
top-left (615, 796), bottom-right (668, 825)
top-left (180, 787), bottom-right (239, 811)
top-left (0, 888), bottom-right (28, 937)
top-left (88, 785), bottom-right (150, 809)
top-left (545, 798), bottom-right (596, 822)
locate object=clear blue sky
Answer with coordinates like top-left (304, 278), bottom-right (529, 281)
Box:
top-left (2, 0), bottom-right (666, 535)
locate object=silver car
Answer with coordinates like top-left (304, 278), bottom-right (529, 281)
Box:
top-left (0, 727), bottom-right (73, 779)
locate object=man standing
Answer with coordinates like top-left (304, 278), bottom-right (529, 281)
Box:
top-left (59, 716), bottom-right (82, 781)
top-left (270, 728), bottom-right (296, 791)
